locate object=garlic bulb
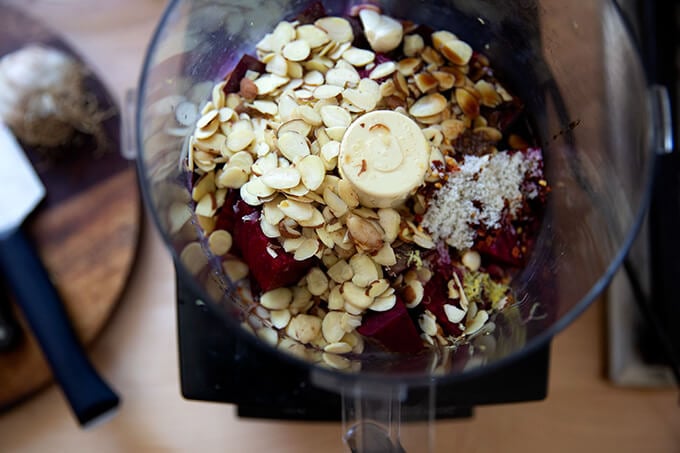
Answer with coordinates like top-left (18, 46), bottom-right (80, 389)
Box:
top-left (0, 44), bottom-right (96, 148)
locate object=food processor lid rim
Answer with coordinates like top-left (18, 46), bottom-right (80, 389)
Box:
top-left (135, 0), bottom-right (659, 386)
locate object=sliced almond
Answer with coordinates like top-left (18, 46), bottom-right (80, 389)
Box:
top-left (464, 310), bottom-right (489, 335)
top-left (306, 267), bottom-right (329, 296)
top-left (409, 93), bottom-right (448, 117)
top-left (323, 187), bottom-right (349, 217)
top-left (418, 311), bottom-right (438, 337)
top-left (294, 237), bottom-right (320, 261)
top-left (322, 352), bottom-right (350, 369)
top-left (321, 311), bottom-right (346, 343)
top-left (455, 87), bottom-right (480, 118)
top-left (337, 179), bottom-right (359, 208)
top-left (278, 198), bottom-right (314, 221)
top-left (440, 39), bottom-right (473, 66)
top-left (254, 73), bottom-right (289, 95)
top-left (271, 309), bottom-right (292, 329)
top-left (297, 154), bottom-right (326, 191)
top-left (260, 287), bottom-right (293, 310)
top-left (226, 128), bottom-right (255, 152)
top-left (369, 61), bottom-right (398, 80)
top-left (325, 126), bottom-right (347, 141)
top-left (297, 24), bottom-right (331, 48)
top-left (277, 131), bottom-right (311, 162)
top-left (266, 54), bottom-right (289, 76)
top-left (217, 167), bottom-right (249, 189)
top-left (324, 342), bottom-right (352, 354)
top-left (341, 281), bottom-right (373, 309)
top-left (320, 105), bottom-right (352, 128)
top-left (261, 166), bottom-right (301, 189)
top-left (313, 84), bottom-right (344, 99)
top-left (396, 57), bottom-right (422, 76)
top-left (349, 254), bottom-right (379, 287)
top-left (403, 279), bottom-right (424, 308)
top-left (325, 67), bottom-right (360, 88)
top-left (283, 39), bottom-right (311, 61)
top-left (371, 242), bottom-right (397, 266)
top-left (403, 34), bottom-right (425, 57)
top-left (444, 304), bottom-right (466, 324)
top-left (303, 70), bottom-right (325, 86)
top-left (414, 72), bottom-right (439, 94)
top-left (370, 294), bottom-right (396, 312)
top-left (244, 176), bottom-right (276, 198)
top-left (314, 17), bottom-right (354, 43)
top-left (342, 47), bottom-right (375, 67)
top-left (251, 100), bottom-right (278, 116)
top-left (223, 259), bottom-right (249, 281)
top-left (208, 230), bottom-right (233, 256)
top-left (278, 118), bottom-right (312, 138)
top-left (286, 314), bottom-right (322, 344)
top-left (346, 213), bottom-right (383, 254)
top-left (297, 105), bottom-right (323, 127)
top-left (342, 78), bottom-right (381, 112)
top-left (431, 30), bottom-right (458, 50)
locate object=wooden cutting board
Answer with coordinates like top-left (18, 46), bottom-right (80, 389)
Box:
top-left (0, 5), bottom-right (141, 409)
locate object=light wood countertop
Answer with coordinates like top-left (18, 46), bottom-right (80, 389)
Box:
top-left (0, 0), bottom-right (678, 452)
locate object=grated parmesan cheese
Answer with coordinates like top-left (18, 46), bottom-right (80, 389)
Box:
top-left (421, 151), bottom-right (538, 250)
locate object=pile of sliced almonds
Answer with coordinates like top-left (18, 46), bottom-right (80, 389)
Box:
top-left (183, 8), bottom-right (519, 367)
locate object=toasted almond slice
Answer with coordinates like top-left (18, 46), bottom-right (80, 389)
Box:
top-left (403, 279), bottom-right (425, 308)
top-left (431, 30), bottom-right (458, 50)
top-left (403, 34), bottom-right (425, 57)
top-left (397, 57), bottom-right (422, 76)
top-left (475, 79), bottom-right (502, 107)
top-left (342, 47), bottom-right (375, 67)
top-left (432, 71), bottom-right (456, 91)
top-left (370, 294), bottom-right (396, 312)
top-left (440, 39), bottom-right (473, 66)
top-left (367, 279), bottom-right (390, 298)
top-left (266, 54), bottom-right (289, 76)
top-left (254, 73), bottom-right (289, 95)
top-left (297, 24), bottom-right (331, 48)
top-left (278, 118), bottom-right (312, 137)
top-left (414, 72), bottom-right (439, 94)
top-left (315, 17), bottom-right (354, 43)
top-left (409, 93), bottom-right (448, 117)
top-left (320, 105), bottom-right (352, 128)
top-left (455, 87), bottom-right (480, 118)
top-left (278, 198), bottom-right (314, 221)
top-left (369, 61), bottom-right (398, 80)
top-left (297, 154), bottom-right (326, 191)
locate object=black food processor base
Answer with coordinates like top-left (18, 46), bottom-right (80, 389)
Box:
top-left (176, 266), bottom-right (550, 421)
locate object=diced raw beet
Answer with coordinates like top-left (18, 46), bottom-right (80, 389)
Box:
top-left (345, 14), bottom-right (370, 51)
top-left (295, 0), bottom-right (327, 24)
top-left (358, 298), bottom-right (425, 353)
top-left (474, 223), bottom-right (524, 267)
top-left (214, 189), bottom-right (244, 233)
top-left (222, 55), bottom-right (266, 94)
top-left (230, 200), bottom-right (316, 292)
top-left (421, 273), bottom-right (464, 337)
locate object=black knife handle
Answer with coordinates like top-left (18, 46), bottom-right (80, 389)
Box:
top-left (0, 227), bottom-right (119, 426)
top-left (0, 286), bottom-right (20, 351)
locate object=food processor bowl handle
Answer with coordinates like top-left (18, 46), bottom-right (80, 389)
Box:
top-left (340, 380), bottom-right (436, 453)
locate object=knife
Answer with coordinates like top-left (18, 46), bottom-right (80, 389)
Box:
top-left (0, 121), bottom-right (119, 427)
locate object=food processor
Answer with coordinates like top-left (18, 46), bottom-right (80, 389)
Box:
top-left (135, 0), bottom-right (672, 450)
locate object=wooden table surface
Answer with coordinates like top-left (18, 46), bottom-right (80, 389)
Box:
top-left (0, 0), bottom-right (678, 452)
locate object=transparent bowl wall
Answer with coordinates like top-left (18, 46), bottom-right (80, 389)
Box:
top-left (137, 0), bottom-right (653, 388)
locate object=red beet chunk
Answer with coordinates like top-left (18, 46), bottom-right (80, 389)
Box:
top-left (231, 201), bottom-right (316, 292)
top-left (421, 273), bottom-right (464, 337)
top-left (214, 189), bottom-right (244, 233)
top-left (295, 0), bottom-right (327, 24)
top-left (358, 297), bottom-right (424, 354)
top-left (474, 223), bottom-right (524, 267)
top-left (222, 55), bottom-right (266, 94)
